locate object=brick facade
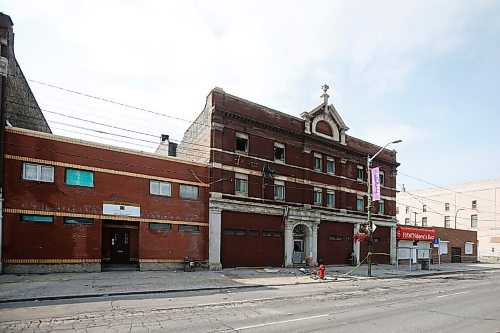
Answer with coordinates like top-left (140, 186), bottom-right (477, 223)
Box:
top-left (2, 128), bottom-right (209, 273)
top-left (177, 87), bottom-right (400, 269)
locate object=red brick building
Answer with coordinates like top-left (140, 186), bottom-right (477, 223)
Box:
top-left (2, 127), bottom-right (209, 273)
top-left (177, 86), bottom-right (400, 269)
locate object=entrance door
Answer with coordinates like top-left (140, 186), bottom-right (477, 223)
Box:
top-left (292, 224), bottom-right (307, 264)
top-left (451, 247), bottom-right (461, 263)
top-left (110, 229), bottom-right (130, 264)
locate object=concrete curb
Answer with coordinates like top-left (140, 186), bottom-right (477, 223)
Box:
top-left (1, 267), bottom-right (498, 304)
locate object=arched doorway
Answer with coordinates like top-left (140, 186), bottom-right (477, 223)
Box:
top-left (292, 224), bottom-right (308, 264)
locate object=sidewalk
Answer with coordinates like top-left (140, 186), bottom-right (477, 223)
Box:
top-left (1, 262), bottom-right (499, 304)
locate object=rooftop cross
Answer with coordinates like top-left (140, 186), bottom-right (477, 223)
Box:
top-left (321, 84), bottom-right (330, 104)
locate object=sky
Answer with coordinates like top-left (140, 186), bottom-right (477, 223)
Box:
top-left (1, 0), bottom-right (499, 191)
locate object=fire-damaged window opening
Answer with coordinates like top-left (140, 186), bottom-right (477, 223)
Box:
top-left (235, 133), bottom-right (249, 154)
top-left (274, 142), bottom-right (285, 163)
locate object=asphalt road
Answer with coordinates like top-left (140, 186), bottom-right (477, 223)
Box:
top-left (0, 270), bottom-right (499, 332)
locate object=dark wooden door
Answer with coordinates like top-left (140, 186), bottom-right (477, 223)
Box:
top-left (451, 247), bottom-right (461, 263)
top-left (110, 229), bottom-right (130, 264)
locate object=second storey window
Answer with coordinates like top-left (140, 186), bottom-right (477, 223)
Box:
top-left (150, 180), bottom-right (172, 196)
top-left (235, 173), bottom-right (248, 196)
top-left (179, 184), bottom-right (199, 200)
top-left (445, 203), bottom-right (450, 211)
top-left (313, 188), bottom-right (322, 205)
top-left (327, 158), bottom-right (335, 174)
top-left (423, 205), bottom-right (427, 212)
top-left (274, 180), bottom-right (285, 201)
top-left (378, 201), bottom-right (385, 214)
top-left (274, 142), bottom-right (285, 163)
top-left (66, 168), bottom-right (94, 187)
top-left (314, 153), bottom-right (322, 171)
top-left (357, 165), bottom-right (364, 181)
top-left (23, 163), bottom-right (54, 182)
top-left (405, 217), bottom-right (410, 225)
top-left (422, 217), bottom-right (427, 227)
top-left (327, 192), bottom-right (335, 207)
top-left (472, 200), bottom-right (477, 209)
top-left (357, 196), bottom-right (364, 212)
top-left (235, 133), bottom-right (249, 154)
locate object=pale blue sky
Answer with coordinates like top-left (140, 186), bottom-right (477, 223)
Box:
top-left (2, 0), bottom-right (499, 190)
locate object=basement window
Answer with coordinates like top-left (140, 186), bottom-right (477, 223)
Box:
top-left (64, 217), bottom-right (93, 225)
top-left (178, 224), bottom-right (200, 232)
top-left (149, 223), bottom-right (172, 231)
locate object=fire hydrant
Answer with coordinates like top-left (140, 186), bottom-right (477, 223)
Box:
top-left (319, 263), bottom-right (325, 279)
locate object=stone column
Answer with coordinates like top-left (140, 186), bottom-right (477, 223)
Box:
top-left (209, 206), bottom-right (222, 270)
top-left (390, 225), bottom-right (397, 264)
top-left (354, 223), bottom-right (361, 264)
top-left (284, 222), bottom-right (294, 268)
top-left (311, 222), bottom-right (319, 265)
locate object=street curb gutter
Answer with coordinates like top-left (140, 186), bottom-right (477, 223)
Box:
top-left (1, 268), bottom-right (498, 304)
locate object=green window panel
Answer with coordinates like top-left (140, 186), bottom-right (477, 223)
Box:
top-left (66, 169), bottom-right (94, 187)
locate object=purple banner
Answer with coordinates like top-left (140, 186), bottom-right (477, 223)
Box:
top-left (371, 167), bottom-right (381, 201)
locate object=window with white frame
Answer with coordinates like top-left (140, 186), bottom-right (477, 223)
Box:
top-left (378, 200), bottom-right (384, 214)
top-left (379, 171), bottom-right (385, 186)
top-left (314, 153), bottom-right (322, 171)
top-left (439, 241), bottom-right (449, 255)
top-left (356, 196), bottom-right (364, 211)
top-left (326, 158), bottom-right (335, 174)
top-left (179, 184), bottom-right (199, 200)
top-left (327, 191), bottom-right (335, 207)
top-left (422, 217), bottom-right (428, 227)
top-left (465, 242), bottom-right (474, 255)
top-left (235, 133), bottom-right (249, 154)
top-left (357, 165), bottom-right (364, 181)
top-left (23, 163), bottom-right (54, 183)
top-left (234, 173), bottom-right (248, 196)
top-left (472, 200), bottom-right (477, 209)
top-left (405, 217), bottom-right (410, 225)
top-left (444, 216), bottom-right (450, 228)
top-left (150, 180), bottom-right (172, 196)
top-left (274, 142), bottom-right (285, 163)
top-left (313, 188), bottom-right (322, 205)
top-left (471, 214), bottom-right (478, 228)
top-left (445, 202), bottom-right (450, 211)
top-left (274, 180), bottom-right (285, 201)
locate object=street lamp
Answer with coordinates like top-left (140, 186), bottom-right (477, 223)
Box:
top-left (367, 139), bottom-right (402, 277)
top-left (455, 208), bottom-right (465, 229)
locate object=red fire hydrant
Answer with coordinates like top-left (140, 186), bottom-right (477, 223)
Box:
top-left (319, 263), bottom-right (325, 279)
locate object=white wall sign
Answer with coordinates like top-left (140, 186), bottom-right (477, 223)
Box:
top-left (103, 203), bottom-right (140, 217)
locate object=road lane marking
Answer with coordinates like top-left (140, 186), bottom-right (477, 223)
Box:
top-left (198, 297), bottom-right (274, 306)
top-left (235, 314), bottom-right (329, 330)
top-left (437, 291), bottom-right (469, 298)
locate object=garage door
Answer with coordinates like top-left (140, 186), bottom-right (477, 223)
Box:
top-left (221, 211), bottom-right (284, 268)
top-left (317, 221), bottom-right (354, 265)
